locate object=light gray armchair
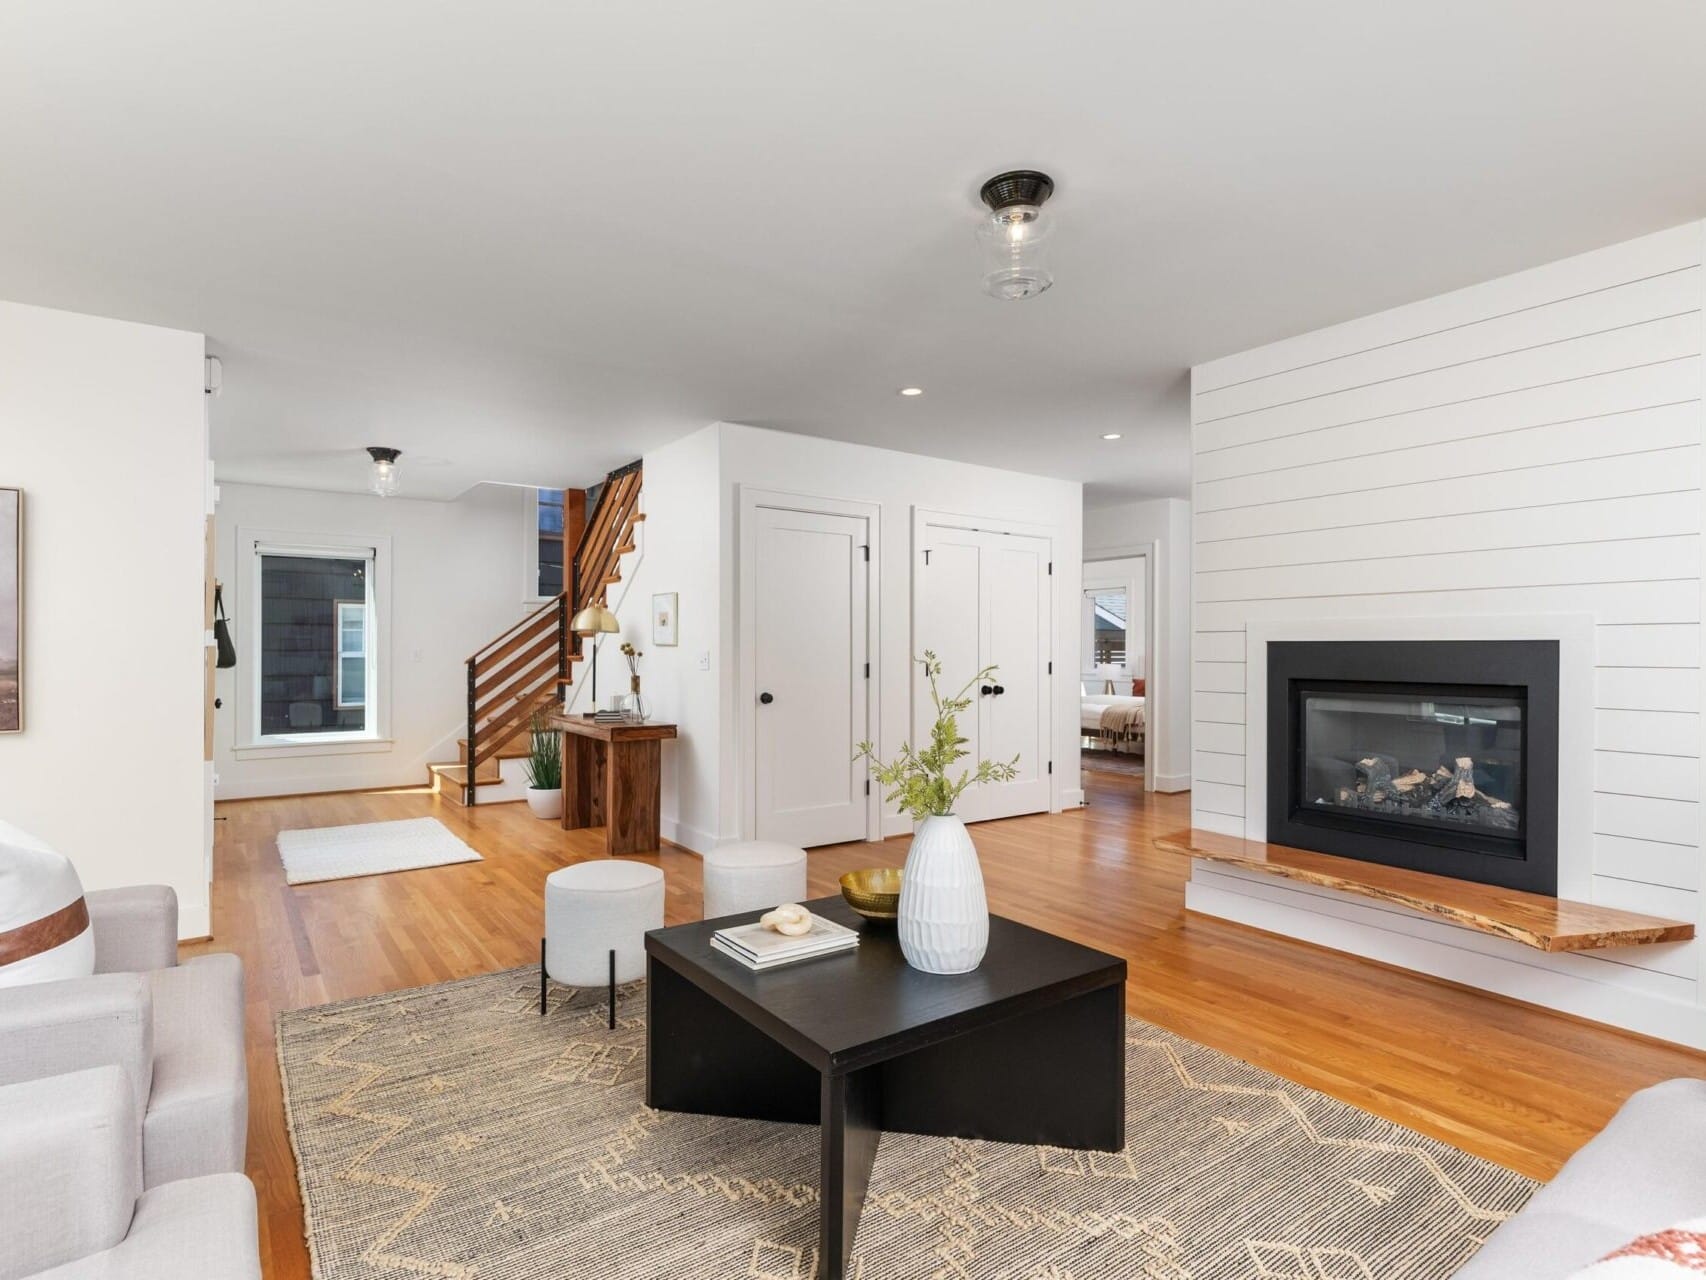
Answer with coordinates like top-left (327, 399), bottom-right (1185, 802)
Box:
top-left (0, 885), bottom-right (247, 1188)
top-left (0, 1066), bottom-right (260, 1280)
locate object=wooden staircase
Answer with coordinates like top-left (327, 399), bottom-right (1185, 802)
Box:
top-left (431, 460), bottom-right (645, 806)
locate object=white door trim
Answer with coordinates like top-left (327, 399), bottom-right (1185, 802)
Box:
top-left (1084, 545), bottom-right (1159, 792)
top-left (911, 506), bottom-right (1057, 815)
top-left (737, 486), bottom-right (881, 843)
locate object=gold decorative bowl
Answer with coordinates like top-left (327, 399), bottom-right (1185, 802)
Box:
top-left (839, 868), bottom-right (903, 920)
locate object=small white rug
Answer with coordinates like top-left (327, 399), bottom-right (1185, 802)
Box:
top-left (276, 817), bottom-right (482, 885)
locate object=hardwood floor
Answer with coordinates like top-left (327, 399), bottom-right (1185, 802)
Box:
top-left (193, 774), bottom-right (1706, 1280)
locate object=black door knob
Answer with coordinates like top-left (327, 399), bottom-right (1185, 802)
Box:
top-left (980, 685), bottom-right (994, 696)
top-left (214, 697), bottom-right (223, 710)
top-left (993, 684), bottom-right (1006, 696)
top-left (759, 692), bottom-right (774, 705)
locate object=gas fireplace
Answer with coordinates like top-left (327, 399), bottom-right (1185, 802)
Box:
top-left (1266, 640), bottom-right (1559, 894)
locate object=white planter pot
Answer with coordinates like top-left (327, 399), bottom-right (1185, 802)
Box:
top-left (897, 814), bottom-right (988, 974)
top-left (525, 787), bottom-right (563, 820)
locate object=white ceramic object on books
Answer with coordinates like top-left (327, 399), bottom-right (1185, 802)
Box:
top-left (526, 787), bottom-right (563, 820)
top-left (897, 814), bottom-right (988, 974)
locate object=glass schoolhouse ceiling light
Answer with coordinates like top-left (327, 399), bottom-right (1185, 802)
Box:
top-left (366, 447), bottom-right (401, 497)
top-left (976, 170), bottom-right (1055, 301)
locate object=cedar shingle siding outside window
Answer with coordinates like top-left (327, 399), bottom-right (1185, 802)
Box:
top-left (259, 554), bottom-right (369, 736)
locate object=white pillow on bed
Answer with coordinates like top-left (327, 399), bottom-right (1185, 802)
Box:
top-left (0, 819), bottom-right (95, 988)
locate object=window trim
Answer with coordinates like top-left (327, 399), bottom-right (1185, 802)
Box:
top-left (233, 527), bottom-right (393, 756)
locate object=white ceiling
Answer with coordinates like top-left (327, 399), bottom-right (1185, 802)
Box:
top-left (3, 2), bottom-right (1704, 504)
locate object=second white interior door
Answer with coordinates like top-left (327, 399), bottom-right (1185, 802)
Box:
top-left (917, 525), bottom-right (1051, 824)
top-left (752, 505), bottom-right (870, 848)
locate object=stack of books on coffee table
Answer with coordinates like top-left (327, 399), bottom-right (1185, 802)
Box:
top-left (710, 914), bottom-right (859, 971)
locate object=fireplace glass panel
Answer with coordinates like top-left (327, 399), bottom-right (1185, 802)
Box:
top-left (1300, 687), bottom-right (1524, 842)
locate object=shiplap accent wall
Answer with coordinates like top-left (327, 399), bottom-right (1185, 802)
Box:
top-left (1187, 221), bottom-right (1706, 1045)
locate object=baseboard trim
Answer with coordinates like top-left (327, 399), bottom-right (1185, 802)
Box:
top-left (1152, 772), bottom-right (1191, 793)
top-left (660, 818), bottom-right (717, 856)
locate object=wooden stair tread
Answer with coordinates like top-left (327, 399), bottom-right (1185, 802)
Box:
top-left (429, 762), bottom-right (502, 787)
top-left (457, 738), bottom-right (532, 762)
top-left (1156, 828), bottom-right (1694, 953)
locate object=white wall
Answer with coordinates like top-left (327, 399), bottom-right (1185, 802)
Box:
top-left (1085, 497), bottom-right (1192, 789)
top-left (1186, 220), bottom-right (1706, 1046)
top-left (213, 481), bottom-right (535, 798)
top-left (0, 299), bottom-right (210, 937)
top-left (716, 422), bottom-right (1085, 842)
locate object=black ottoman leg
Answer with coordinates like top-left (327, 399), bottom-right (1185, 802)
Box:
top-left (608, 948), bottom-right (616, 1029)
top-left (540, 937), bottom-right (547, 1015)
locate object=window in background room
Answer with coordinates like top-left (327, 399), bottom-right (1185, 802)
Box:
top-left (537, 488), bottom-right (566, 597)
top-left (255, 548), bottom-right (376, 738)
top-left (1083, 587), bottom-right (1129, 670)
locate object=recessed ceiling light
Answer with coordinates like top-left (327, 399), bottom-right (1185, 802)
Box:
top-left (1101, 432), bottom-right (1123, 441)
top-left (899, 387), bottom-right (924, 397)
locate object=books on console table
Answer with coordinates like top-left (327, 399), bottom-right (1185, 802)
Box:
top-left (710, 914), bottom-right (859, 970)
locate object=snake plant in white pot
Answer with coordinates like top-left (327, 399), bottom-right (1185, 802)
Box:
top-left (522, 715), bottom-right (564, 820)
top-left (855, 652), bottom-right (1018, 974)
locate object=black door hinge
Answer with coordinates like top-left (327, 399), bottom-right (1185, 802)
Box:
top-left (865, 779), bottom-right (871, 796)
top-left (923, 549), bottom-right (932, 565)
top-left (1048, 760), bottom-right (1054, 774)
top-left (861, 544), bottom-right (869, 561)
top-left (1047, 660), bottom-right (1053, 675)
top-left (1047, 561), bottom-right (1053, 575)
top-left (864, 662), bottom-right (870, 678)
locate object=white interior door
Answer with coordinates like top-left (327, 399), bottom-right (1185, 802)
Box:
top-left (917, 524), bottom-right (1051, 824)
top-left (918, 531), bottom-right (986, 814)
top-left (752, 506), bottom-right (870, 848)
top-left (979, 534), bottom-right (1050, 820)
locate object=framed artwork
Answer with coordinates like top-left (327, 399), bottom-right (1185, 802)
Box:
top-left (652, 592), bottom-right (678, 646)
top-left (1, 488), bottom-right (19, 733)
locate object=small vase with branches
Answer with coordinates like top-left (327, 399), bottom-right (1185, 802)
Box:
top-left (854, 651), bottom-right (1018, 973)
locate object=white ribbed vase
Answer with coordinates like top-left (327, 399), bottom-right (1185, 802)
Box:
top-left (897, 815), bottom-right (988, 974)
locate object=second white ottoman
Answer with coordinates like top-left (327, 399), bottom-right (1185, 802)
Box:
top-left (702, 840), bottom-right (808, 919)
top-left (543, 859), bottom-right (664, 1027)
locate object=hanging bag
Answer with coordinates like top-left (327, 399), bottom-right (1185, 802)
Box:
top-left (213, 584), bottom-right (237, 669)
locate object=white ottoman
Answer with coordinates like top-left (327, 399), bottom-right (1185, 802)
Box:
top-left (702, 841), bottom-right (809, 919)
top-left (542, 860), bottom-right (664, 1027)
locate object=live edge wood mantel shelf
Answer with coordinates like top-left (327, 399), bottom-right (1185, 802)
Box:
top-left (1156, 829), bottom-right (1694, 953)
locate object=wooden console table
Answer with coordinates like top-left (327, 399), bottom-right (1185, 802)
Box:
top-left (542, 714), bottom-right (678, 856)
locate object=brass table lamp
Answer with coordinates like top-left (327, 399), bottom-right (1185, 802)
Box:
top-left (570, 603), bottom-right (621, 714)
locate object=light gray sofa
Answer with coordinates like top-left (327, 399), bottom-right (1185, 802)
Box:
top-left (1455, 1077), bottom-right (1706, 1277)
top-left (0, 1066), bottom-right (260, 1280)
top-left (0, 885), bottom-right (247, 1188)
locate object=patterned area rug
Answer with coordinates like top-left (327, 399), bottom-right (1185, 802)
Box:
top-left (277, 968), bottom-right (1535, 1279)
top-left (275, 817), bottom-right (481, 885)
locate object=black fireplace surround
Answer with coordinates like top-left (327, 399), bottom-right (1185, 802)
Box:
top-left (1266, 640), bottom-right (1559, 895)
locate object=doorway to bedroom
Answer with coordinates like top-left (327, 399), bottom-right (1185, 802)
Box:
top-left (1081, 554), bottom-right (1153, 791)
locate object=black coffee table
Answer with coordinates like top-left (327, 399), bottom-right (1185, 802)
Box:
top-left (645, 896), bottom-right (1126, 1279)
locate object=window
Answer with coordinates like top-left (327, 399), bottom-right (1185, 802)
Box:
top-left (537, 488), bottom-right (566, 597)
top-left (334, 600), bottom-right (368, 709)
top-left (240, 535), bottom-right (386, 749)
top-left (1085, 587), bottom-right (1128, 668)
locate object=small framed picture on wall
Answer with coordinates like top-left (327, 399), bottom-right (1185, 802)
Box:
top-left (652, 592), bottom-right (678, 646)
top-left (2, 487), bottom-right (21, 733)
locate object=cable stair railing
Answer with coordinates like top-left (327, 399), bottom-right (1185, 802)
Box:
top-left (457, 461), bottom-right (644, 806)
